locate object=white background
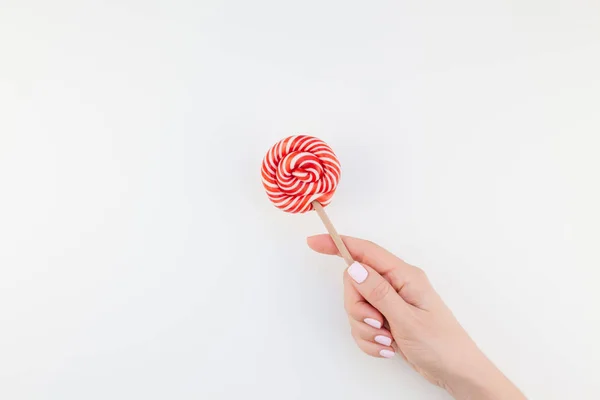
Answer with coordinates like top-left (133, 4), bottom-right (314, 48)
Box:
top-left (1, 1), bottom-right (599, 399)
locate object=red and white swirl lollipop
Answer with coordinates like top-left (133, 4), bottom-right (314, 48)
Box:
top-left (261, 135), bottom-right (354, 265)
top-left (261, 135), bottom-right (341, 213)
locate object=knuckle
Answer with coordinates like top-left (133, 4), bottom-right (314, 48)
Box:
top-left (386, 269), bottom-right (404, 286)
top-left (413, 267), bottom-right (428, 282)
top-left (369, 279), bottom-right (391, 304)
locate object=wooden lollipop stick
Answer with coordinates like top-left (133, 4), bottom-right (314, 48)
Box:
top-left (311, 201), bottom-right (354, 266)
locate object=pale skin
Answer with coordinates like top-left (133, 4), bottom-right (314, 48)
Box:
top-left (307, 234), bottom-right (526, 400)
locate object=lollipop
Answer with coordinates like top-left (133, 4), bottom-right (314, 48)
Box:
top-left (261, 135), bottom-right (354, 265)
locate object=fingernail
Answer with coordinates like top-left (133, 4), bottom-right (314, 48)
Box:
top-left (375, 335), bottom-right (392, 346)
top-left (364, 318), bottom-right (382, 329)
top-left (347, 262), bottom-right (368, 283)
top-left (380, 349), bottom-right (395, 358)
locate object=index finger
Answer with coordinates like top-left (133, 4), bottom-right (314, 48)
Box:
top-left (307, 234), bottom-right (415, 276)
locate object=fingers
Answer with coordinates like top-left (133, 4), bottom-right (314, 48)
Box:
top-left (344, 270), bottom-right (387, 326)
top-left (308, 234), bottom-right (436, 310)
top-left (345, 267), bottom-right (396, 359)
top-left (346, 261), bottom-right (408, 321)
top-left (351, 319), bottom-right (396, 358)
top-left (346, 295), bottom-right (385, 329)
top-left (351, 336), bottom-right (396, 359)
top-left (349, 318), bottom-right (393, 347)
top-left (344, 265), bottom-right (395, 359)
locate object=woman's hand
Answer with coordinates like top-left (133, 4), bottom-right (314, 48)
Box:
top-left (307, 234), bottom-right (526, 400)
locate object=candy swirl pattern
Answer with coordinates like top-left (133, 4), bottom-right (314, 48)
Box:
top-left (261, 135), bottom-right (341, 213)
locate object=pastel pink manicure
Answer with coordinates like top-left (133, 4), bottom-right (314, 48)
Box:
top-left (364, 318), bottom-right (382, 329)
top-left (380, 349), bottom-right (395, 358)
top-left (375, 335), bottom-right (392, 346)
top-left (347, 262), bottom-right (368, 283)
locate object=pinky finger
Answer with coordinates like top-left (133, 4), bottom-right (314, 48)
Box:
top-left (355, 339), bottom-right (396, 359)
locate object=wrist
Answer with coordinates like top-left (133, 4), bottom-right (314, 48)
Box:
top-left (443, 347), bottom-right (525, 400)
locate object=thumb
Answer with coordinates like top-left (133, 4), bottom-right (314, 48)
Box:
top-left (346, 261), bottom-right (407, 320)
